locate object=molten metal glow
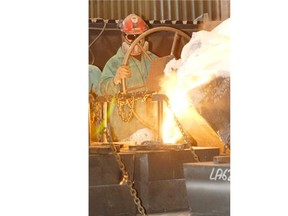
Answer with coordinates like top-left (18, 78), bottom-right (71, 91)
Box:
top-left (161, 18), bottom-right (230, 147)
top-left (162, 89), bottom-right (190, 144)
top-left (161, 73), bottom-right (214, 144)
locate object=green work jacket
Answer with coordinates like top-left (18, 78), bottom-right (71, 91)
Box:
top-left (98, 47), bottom-right (158, 141)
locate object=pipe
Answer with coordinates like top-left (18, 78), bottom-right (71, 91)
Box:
top-left (157, 100), bottom-right (163, 143)
top-left (102, 102), bottom-right (108, 142)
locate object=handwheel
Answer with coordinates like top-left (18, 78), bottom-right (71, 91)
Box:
top-left (121, 26), bottom-right (191, 93)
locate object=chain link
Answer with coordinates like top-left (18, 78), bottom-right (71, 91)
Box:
top-left (116, 91), bottom-right (155, 123)
top-left (165, 101), bottom-right (200, 162)
top-left (90, 91), bottom-right (107, 142)
top-left (104, 127), bottom-right (147, 216)
top-left (89, 91), bottom-right (101, 124)
top-left (117, 93), bottom-right (135, 122)
top-left (89, 91), bottom-right (104, 141)
top-left (92, 91), bottom-right (201, 162)
top-left (91, 91), bottom-right (203, 215)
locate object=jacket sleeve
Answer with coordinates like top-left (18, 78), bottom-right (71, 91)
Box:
top-left (99, 57), bottom-right (121, 95)
top-left (89, 64), bottom-right (102, 94)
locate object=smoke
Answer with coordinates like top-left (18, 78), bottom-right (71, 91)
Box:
top-left (159, 18), bottom-right (231, 150)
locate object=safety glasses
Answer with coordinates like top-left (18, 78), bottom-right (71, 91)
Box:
top-left (125, 34), bottom-right (140, 41)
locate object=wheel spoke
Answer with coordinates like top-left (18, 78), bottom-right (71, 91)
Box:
top-left (170, 32), bottom-right (179, 56)
top-left (138, 43), bottom-right (153, 62)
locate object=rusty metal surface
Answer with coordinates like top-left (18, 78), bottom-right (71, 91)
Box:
top-left (183, 162), bottom-right (230, 216)
top-left (129, 143), bottom-right (186, 151)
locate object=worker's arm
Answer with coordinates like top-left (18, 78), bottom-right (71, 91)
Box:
top-left (89, 64), bottom-right (102, 94)
top-left (99, 68), bottom-right (117, 95)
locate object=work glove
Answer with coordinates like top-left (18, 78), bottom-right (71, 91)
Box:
top-left (113, 65), bottom-right (131, 85)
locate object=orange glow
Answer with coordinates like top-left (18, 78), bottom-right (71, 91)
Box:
top-left (162, 88), bottom-right (190, 144)
top-left (161, 71), bottom-right (216, 144)
top-left (160, 19), bottom-right (230, 150)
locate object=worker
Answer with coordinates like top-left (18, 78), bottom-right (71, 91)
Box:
top-left (89, 64), bottom-right (101, 95)
top-left (89, 64), bottom-right (102, 142)
top-left (98, 14), bottom-right (158, 142)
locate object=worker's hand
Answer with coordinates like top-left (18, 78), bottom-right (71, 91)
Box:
top-left (114, 65), bottom-right (131, 85)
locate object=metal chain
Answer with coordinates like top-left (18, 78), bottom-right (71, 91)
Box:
top-left (115, 91), bottom-right (156, 124)
top-left (93, 91), bottom-right (200, 215)
top-left (221, 134), bottom-right (230, 155)
top-left (89, 92), bottom-right (104, 142)
top-left (89, 91), bottom-right (97, 124)
top-left (89, 92), bottom-right (105, 141)
top-left (104, 127), bottom-right (147, 216)
top-left (116, 93), bottom-right (135, 122)
top-left (89, 92), bottom-right (103, 123)
top-left (165, 101), bottom-right (200, 162)
top-left (94, 91), bottom-right (200, 162)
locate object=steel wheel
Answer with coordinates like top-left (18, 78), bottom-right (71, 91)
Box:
top-left (121, 26), bottom-right (191, 93)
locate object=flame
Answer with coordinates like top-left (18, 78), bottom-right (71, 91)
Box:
top-left (162, 89), bottom-right (189, 144)
top-left (161, 71), bottom-right (216, 144)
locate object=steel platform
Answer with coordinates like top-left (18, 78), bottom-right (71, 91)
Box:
top-left (89, 146), bottom-right (219, 216)
top-left (183, 161), bottom-right (230, 216)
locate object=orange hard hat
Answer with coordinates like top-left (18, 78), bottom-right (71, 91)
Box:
top-left (120, 14), bottom-right (148, 35)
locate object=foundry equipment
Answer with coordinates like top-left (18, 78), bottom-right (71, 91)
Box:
top-left (89, 25), bottom-right (230, 216)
